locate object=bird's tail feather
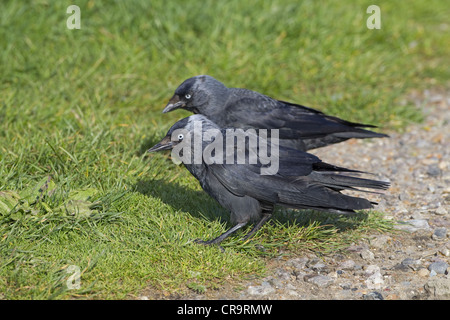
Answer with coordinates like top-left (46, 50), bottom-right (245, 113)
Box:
top-left (309, 171), bottom-right (390, 191)
top-left (312, 162), bottom-right (368, 174)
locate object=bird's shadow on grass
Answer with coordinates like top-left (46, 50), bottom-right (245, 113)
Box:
top-left (135, 178), bottom-right (230, 223)
top-left (134, 178), bottom-right (370, 234)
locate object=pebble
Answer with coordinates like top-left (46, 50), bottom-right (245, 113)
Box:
top-left (417, 268), bottom-right (430, 277)
top-left (247, 281), bottom-right (275, 296)
top-left (428, 261), bottom-right (449, 274)
top-left (432, 227), bottom-right (447, 240)
top-left (363, 291), bottom-right (384, 300)
top-left (360, 249), bottom-right (375, 260)
top-left (385, 293), bottom-right (400, 300)
top-left (434, 205), bottom-right (448, 216)
top-left (365, 271), bottom-right (384, 290)
top-left (310, 262), bottom-right (327, 272)
top-left (370, 235), bottom-right (392, 248)
top-left (305, 275), bottom-right (334, 288)
top-left (439, 248), bottom-right (450, 257)
top-left (426, 165), bottom-right (441, 177)
top-left (338, 260), bottom-right (356, 270)
top-left (362, 265), bottom-right (384, 289)
top-left (401, 258), bottom-right (422, 271)
top-left (424, 278), bottom-right (450, 299)
top-left (364, 265), bottom-right (381, 275)
top-left (286, 257), bottom-right (308, 271)
top-left (394, 219), bottom-right (431, 232)
top-left (273, 268), bottom-right (293, 282)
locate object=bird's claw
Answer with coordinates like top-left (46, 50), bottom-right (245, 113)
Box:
top-left (193, 238), bottom-right (212, 245)
top-left (193, 238), bottom-right (225, 252)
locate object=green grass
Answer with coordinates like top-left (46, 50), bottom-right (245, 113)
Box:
top-left (0, 0), bottom-right (448, 299)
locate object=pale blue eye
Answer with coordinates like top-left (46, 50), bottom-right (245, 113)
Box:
top-left (185, 94), bottom-right (191, 99)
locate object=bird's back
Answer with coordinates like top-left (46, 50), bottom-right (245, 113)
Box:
top-left (215, 87), bottom-right (387, 150)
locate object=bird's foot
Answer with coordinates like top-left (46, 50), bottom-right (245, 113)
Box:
top-left (193, 238), bottom-right (225, 252)
top-left (193, 238), bottom-right (214, 245)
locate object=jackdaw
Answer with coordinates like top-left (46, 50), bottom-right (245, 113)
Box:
top-left (148, 115), bottom-right (389, 245)
top-left (162, 75), bottom-right (388, 151)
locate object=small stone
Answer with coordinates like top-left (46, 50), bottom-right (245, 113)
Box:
top-left (426, 165), bottom-right (441, 177)
top-left (393, 263), bottom-right (410, 272)
top-left (366, 271), bottom-right (384, 290)
top-left (428, 261), bottom-right (449, 274)
top-left (394, 219), bottom-right (431, 232)
top-left (346, 243), bottom-right (368, 253)
top-left (385, 294), bottom-right (400, 300)
top-left (338, 260), bottom-right (356, 270)
top-left (439, 248), bottom-right (450, 257)
top-left (401, 258), bottom-right (422, 271)
top-left (286, 289), bottom-right (301, 298)
top-left (439, 161), bottom-right (448, 171)
top-left (364, 265), bottom-right (381, 275)
top-left (401, 257), bottom-right (415, 266)
top-left (360, 249), bottom-right (375, 260)
top-left (273, 268), bottom-right (293, 281)
top-left (294, 271), bottom-right (308, 282)
top-left (432, 227), bottom-right (447, 240)
top-left (286, 257), bottom-right (308, 271)
top-left (417, 268), bottom-right (430, 277)
top-left (306, 275), bottom-right (334, 288)
top-left (340, 283), bottom-right (352, 290)
top-left (247, 282), bottom-right (275, 296)
top-left (424, 278), bottom-right (450, 299)
top-left (370, 235), bottom-right (391, 249)
top-left (310, 262), bottom-right (327, 272)
top-left (363, 291), bottom-right (384, 300)
top-left (434, 206), bottom-right (448, 215)
top-left (394, 203), bottom-right (408, 214)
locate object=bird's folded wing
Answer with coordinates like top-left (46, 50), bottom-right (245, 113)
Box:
top-left (208, 162), bottom-right (376, 211)
top-left (224, 95), bottom-right (387, 139)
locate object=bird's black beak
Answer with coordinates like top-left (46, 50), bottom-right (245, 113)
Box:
top-left (147, 135), bottom-right (174, 152)
top-left (162, 94), bottom-right (186, 113)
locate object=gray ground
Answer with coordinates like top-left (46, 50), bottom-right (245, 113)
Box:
top-left (141, 89), bottom-right (449, 300)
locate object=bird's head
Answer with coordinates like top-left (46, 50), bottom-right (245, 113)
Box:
top-left (147, 114), bottom-right (217, 153)
top-left (162, 75), bottom-right (229, 115)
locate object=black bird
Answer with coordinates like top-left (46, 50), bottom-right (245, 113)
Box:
top-left (162, 75), bottom-right (388, 151)
top-left (148, 115), bottom-right (389, 245)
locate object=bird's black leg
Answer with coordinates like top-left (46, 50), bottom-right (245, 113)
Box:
top-left (195, 221), bottom-right (248, 246)
top-left (241, 213), bottom-right (272, 241)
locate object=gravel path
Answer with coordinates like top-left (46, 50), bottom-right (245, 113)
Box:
top-left (142, 89), bottom-right (449, 300)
